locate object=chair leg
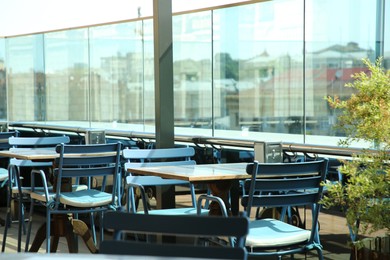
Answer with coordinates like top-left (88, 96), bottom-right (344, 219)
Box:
top-left (1, 191), bottom-right (25, 252)
top-left (17, 195), bottom-right (23, 252)
top-left (89, 212), bottom-right (97, 245)
top-left (117, 173), bottom-right (123, 208)
top-left (126, 187), bottom-right (131, 212)
top-left (1, 186), bottom-right (11, 252)
top-left (316, 247), bottom-right (324, 260)
top-left (127, 187), bottom-right (138, 213)
top-left (1, 203), bottom-right (11, 252)
top-left (99, 212), bottom-right (104, 245)
top-left (25, 198), bottom-right (35, 252)
top-left (45, 210), bottom-right (51, 253)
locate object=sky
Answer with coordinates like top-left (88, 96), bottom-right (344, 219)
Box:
top-left (0, 0), bottom-right (252, 37)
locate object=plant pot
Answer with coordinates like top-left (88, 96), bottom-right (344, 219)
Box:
top-left (350, 235), bottom-right (390, 260)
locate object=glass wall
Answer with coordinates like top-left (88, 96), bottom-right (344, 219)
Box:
top-left (6, 35), bottom-right (44, 122)
top-left (1, 0), bottom-right (389, 146)
top-left (213, 0), bottom-right (305, 143)
top-left (88, 20), bottom-right (155, 132)
top-left (305, 0), bottom-right (377, 144)
top-left (0, 38), bottom-right (6, 122)
top-left (384, 0), bottom-right (390, 66)
top-left (44, 29), bottom-right (89, 123)
top-left (173, 11), bottom-right (212, 136)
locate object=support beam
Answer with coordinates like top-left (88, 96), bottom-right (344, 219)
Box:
top-left (375, 0), bottom-right (385, 59)
top-left (153, 0), bottom-right (174, 149)
top-left (153, 0), bottom-right (175, 212)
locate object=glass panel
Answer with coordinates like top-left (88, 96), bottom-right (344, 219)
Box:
top-left (89, 21), bottom-right (146, 131)
top-left (213, 0), bottom-right (304, 142)
top-left (141, 19), bottom-right (155, 132)
top-left (88, 19), bottom-right (154, 132)
top-left (305, 0), bottom-right (376, 145)
top-left (0, 38), bottom-right (6, 122)
top-left (384, 0), bottom-right (390, 69)
top-left (7, 35), bottom-right (44, 122)
top-left (173, 11), bottom-right (212, 136)
top-left (44, 29), bottom-right (89, 125)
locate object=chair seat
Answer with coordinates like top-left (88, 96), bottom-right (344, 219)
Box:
top-left (0, 168), bottom-right (7, 182)
top-left (245, 218), bottom-right (310, 248)
top-left (30, 185), bottom-right (88, 201)
top-left (30, 190), bottom-right (56, 202)
top-left (12, 186), bottom-right (53, 195)
top-left (137, 207), bottom-right (209, 216)
top-left (15, 184), bottom-right (87, 195)
top-left (59, 189), bottom-right (115, 207)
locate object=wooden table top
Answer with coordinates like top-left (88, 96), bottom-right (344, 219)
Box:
top-left (0, 149), bottom-right (58, 160)
top-left (126, 163), bottom-right (250, 182)
top-left (0, 149), bottom-right (117, 161)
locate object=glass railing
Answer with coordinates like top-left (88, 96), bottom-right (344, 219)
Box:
top-left (1, 0), bottom-right (389, 148)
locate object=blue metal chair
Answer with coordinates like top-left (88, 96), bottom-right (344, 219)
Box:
top-left (2, 135), bottom-right (70, 252)
top-left (27, 142), bottom-right (122, 253)
top-left (241, 159), bottom-right (328, 259)
top-left (123, 146), bottom-right (209, 215)
top-left (0, 132), bottom-right (16, 188)
top-left (0, 132), bottom-right (17, 229)
top-left (100, 211), bottom-right (249, 260)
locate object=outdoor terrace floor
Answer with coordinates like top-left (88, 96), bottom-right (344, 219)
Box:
top-left (0, 193), bottom-right (384, 259)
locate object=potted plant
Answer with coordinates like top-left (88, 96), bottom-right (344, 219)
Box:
top-left (321, 57), bottom-right (390, 259)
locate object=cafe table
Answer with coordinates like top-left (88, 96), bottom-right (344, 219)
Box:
top-left (126, 163), bottom-right (250, 216)
top-left (0, 148), bottom-right (97, 253)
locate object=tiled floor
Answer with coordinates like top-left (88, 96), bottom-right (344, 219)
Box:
top-left (0, 194), bottom-right (385, 259)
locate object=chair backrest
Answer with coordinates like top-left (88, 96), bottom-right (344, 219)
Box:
top-left (100, 211), bottom-right (249, 260)
top-left (241, 159), bottom-right (328, 242)
top-left (243, 160), bottom-right (328, 210)
top-left (0, 131), bottom-right (18, 172)
top-left (8, 135), bottom-right (70, 168)
top-left (123, 146), bottom-right (196, 179)
top-left (7, 135), bottom-right (71, 192)
top-left (123, 146), bottom-right (198, 212)
top-left (0, 131), bottom-right (18, 151)
top-left (9, 135), bottom-right (70, 148)
top-left (52, 143), bottom-right (122, 206)
top-left (123, 146), bottom-right (195, 167)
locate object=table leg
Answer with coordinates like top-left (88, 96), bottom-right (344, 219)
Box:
top-left (208, 180), bottom-right (232, 216)
top-left (51, 236), bottom-right (60, 252)
top-left (29, 216), bottom-right (77, 253)
top-left (28, 216), bottom-right (97, 253)
top-left (229, 180), bottom-right (240, 216)
top-left (156, 185), bottom-right (175, 209)
top-left (72, 219), bottom-right (98, 253)
top-left (29, 222), bottom-right (47, 252)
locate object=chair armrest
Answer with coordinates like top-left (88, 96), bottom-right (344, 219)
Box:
top-left (126, 177), bottom-right (149, 214)
top-left (30, 169), bottom-right (52, 203)
top-left (197, 194), bottom-right (228, 217)
top-left (197, 194), bottom-right (237, 246)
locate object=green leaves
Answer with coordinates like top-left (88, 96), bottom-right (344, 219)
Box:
top-left (327, 58), bottom-right (390, 146)
top-left (322, 57), bottom-right (390, 240)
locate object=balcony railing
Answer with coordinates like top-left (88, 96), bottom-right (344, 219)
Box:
top-left (7, 122), bottom-right (365, 158)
